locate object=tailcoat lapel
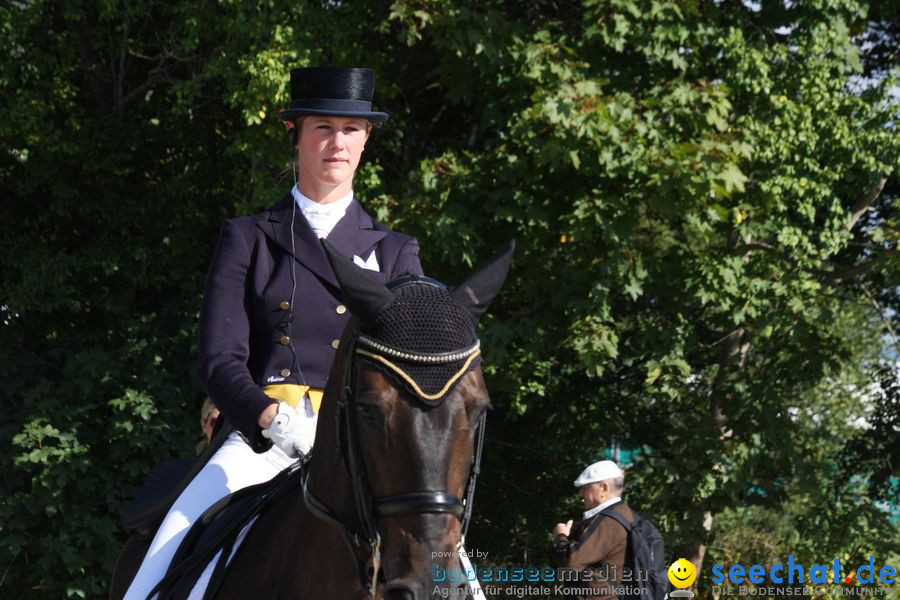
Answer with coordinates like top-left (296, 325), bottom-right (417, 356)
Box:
top-left (258, 193), bottom-right (387, 287)
top-left (325, 199), bottom-right (387, 261)
top-left (260, 193), bottom-right (338, 287)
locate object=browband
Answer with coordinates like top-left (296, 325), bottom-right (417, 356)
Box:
top-left (355, 333), bottom-right (480, 364)
top-left (356, 348), bottom-right (481, 402)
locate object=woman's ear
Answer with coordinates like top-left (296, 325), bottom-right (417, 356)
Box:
top-left (286, 119), bottom-right (299, 148)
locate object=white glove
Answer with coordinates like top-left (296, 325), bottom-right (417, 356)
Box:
top-left (261, 402), bottom-right (313, 458)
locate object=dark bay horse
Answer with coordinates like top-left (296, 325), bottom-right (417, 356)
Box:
top-left (113, 241), bottom-right (513, 599)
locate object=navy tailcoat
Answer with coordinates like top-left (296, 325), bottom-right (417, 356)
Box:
top-left (197, 193), bottom-right (422, 450)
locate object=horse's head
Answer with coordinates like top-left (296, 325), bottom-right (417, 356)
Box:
top-left (315, 240), bottom-right (514, 600)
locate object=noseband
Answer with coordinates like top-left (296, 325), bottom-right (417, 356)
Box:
top-left (302, 322), bottom-right (487, 597)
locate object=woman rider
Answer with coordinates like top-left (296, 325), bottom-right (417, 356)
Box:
top-left (124, 66), bottom-right (423, 599)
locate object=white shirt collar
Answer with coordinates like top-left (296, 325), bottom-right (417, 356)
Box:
top-left (291, 186), bottom-right (354, 238)
top-left (583, 496), bottom-right (622, 520)
top-left (291, 186), bottom-right (354, 217)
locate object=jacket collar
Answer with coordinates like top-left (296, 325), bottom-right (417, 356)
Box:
top-left (583, 496), bottom-right (622, 520)
top-left (260, 193), bottom-right (387, 287)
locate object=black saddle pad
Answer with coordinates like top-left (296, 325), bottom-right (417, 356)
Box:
top-left (120, 458), bottom-right (197, 538)
top-left (152, 459), bottom-right (307, 600)
top-left (120, 421), bottom-right (231, 540)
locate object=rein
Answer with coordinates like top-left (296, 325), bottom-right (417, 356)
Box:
top-left (302, 330), bottom-right (487, 597)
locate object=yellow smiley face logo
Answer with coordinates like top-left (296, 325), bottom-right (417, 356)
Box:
top-left (668, 558), bottom-right (697, 588)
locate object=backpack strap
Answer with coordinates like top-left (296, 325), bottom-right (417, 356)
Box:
top-left (578, 509), bottom-right (608, 540)
top-left (600, 503), bottom-right (636, 532)
top-left (562, 502), bottom-right (631, 550)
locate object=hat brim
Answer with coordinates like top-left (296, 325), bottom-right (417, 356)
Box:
top-left (277, 108), bottom-right (389, 124)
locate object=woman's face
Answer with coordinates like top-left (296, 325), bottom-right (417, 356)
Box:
top-left (296, 116), bottom-right (370, 195)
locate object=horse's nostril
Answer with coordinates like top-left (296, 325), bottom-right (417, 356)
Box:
top-left (384, 588), bottom-right (415, 600)
top-left (384, 580), bottom-right (421, 600)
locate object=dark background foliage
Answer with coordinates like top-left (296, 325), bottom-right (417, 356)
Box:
top-left (1, 1), bottom-right (897, 597)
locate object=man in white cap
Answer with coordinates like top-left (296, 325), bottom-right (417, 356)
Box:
top-left (552, 460), bottom-right (635, 600)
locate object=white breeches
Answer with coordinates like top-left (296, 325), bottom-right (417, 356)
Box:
top-left (124, 404), bottom-right (317, 600)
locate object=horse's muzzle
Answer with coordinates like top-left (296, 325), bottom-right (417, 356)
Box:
top-left (383, 578), bottom-right (422, 600)
top-left (385, 575), bottom-right (469, 600)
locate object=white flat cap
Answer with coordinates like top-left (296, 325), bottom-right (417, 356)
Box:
top-left (574, 460), bottom-right (623, 487)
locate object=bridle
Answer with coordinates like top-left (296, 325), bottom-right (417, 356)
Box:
top-left (302, 308), bottom-right (487, 597)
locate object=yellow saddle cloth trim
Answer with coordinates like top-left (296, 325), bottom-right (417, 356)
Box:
top-left (263, 384), bottom-right (325, 413)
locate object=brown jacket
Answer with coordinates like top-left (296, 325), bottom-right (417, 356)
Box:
top-left (553, 502), bottom-right (635, 600)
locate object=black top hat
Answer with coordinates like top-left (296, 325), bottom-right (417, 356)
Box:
top-left (277, 67), bottom-right (388, 124)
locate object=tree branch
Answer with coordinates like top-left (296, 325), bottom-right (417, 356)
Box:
top-left (740, 241), bottom-right (892, 283)
top-left (709, 328), bottom-right (746, 434)
top-left (845, 177), bottom-right (887, 233)
top-left (860, 284), bottom-right (899, 348)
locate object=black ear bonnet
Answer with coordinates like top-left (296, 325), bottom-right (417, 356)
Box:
top-left (322, 240), bottom-right (515, 405)
top-left (356, 278), bottom-right (482, 403)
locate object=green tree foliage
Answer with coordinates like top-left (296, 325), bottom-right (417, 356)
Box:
top-left (1, 0), bottom-right (897, 597)
top-left (384, 0), bottom-right (899, 585)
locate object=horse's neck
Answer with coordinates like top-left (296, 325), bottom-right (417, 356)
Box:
top-left (307, 434), bottom-right (363, 521)
top-left (218, 486), bottom-right (365, 598)
top-left (306, 328), bottom-right (374, 537)
top-left (307, 376), bottom-right (364, 530)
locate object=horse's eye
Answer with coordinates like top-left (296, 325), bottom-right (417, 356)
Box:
top-left (468, 400), bottom-right (491, 423)
top-left (356, 403), bottom-right (381, 424)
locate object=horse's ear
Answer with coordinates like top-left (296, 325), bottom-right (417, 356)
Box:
top-left (322, 239), bottom-right (396, 322)
top-left (451, 240), bottom-right (515, 324)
